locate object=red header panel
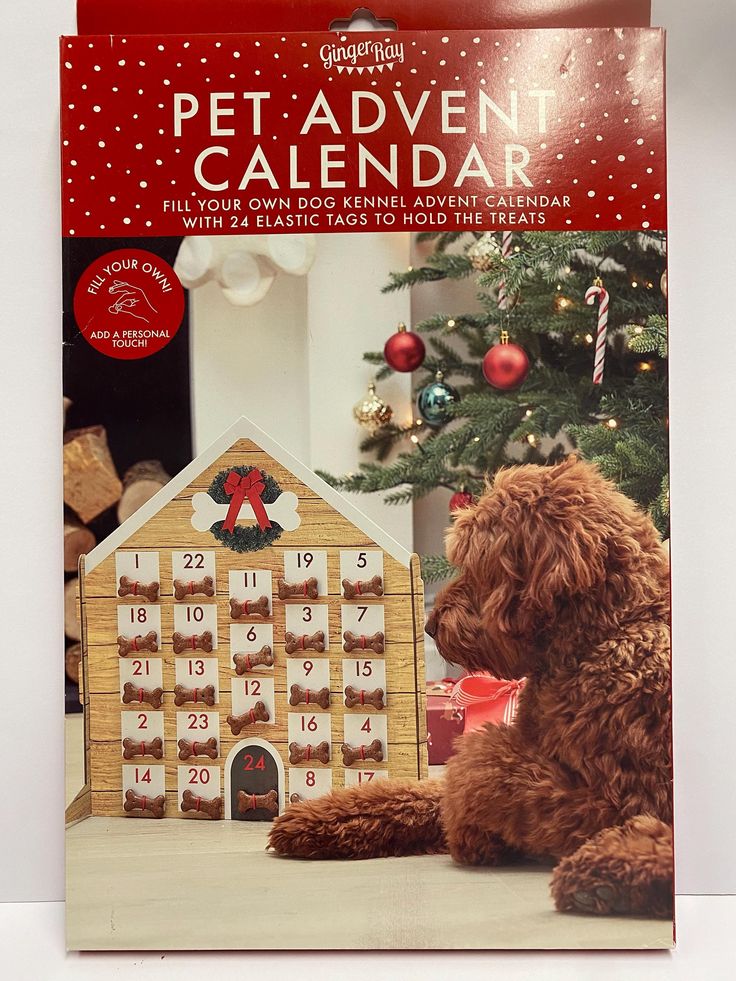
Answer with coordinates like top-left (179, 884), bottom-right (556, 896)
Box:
top-left (60, 29), bottom-right (665, 238)
top-left (77, 1), bottom-right (653, 35)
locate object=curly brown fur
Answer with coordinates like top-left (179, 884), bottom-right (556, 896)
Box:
top-left (270, 458), bottom-right (673, 918)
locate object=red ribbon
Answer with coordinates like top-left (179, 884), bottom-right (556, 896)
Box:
top-left (222, 469), bottom-right (271, 534)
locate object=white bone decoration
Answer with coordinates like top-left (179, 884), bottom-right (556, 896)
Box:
top-left (190, 491), bottom-right (302, 533)
top-left (174, 234), bottom-right (317, 307)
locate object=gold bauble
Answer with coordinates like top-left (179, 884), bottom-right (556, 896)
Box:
top-left (467, 232), bottom-right (498, 272)
top-left (353, 381), bottom-right (393, 432)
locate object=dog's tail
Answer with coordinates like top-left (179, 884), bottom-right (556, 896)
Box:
top-left (268, 779), bottom-right (446, 859)
top-left (550, 815), bottom-right (674, 917)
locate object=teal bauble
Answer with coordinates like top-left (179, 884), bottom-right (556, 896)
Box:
top-left (416, 371), bottom-right (459, 427)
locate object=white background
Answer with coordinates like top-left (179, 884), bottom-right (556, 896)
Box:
top-left (0, 0), bottom-right (735, 973)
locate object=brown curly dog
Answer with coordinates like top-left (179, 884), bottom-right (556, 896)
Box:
top-left (269, 458), bottom-right (673, 918)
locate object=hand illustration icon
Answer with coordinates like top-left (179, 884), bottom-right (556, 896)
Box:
top-left (108, 280), bottom-right (158, 323)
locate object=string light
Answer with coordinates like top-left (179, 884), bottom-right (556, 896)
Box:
top-left (631, 280), bottom-right (638, 288)
top-left (607, 418), bottom-right (618, 429)
top-left (473, 436), bottom-right (481, 443)
top-left (447, 318), bottom-right (456, 328)
top-left (527, 434), bottom-right (537, 445)
top-left (633, 325), bottom-right (644, 335)
top-left (637, 361), bottom-right (653, 372)
top-left (410, 434), bottom-right (420, 443)
top-left (525, 409), bottom-right (533, 417)
top-left (585, 333), bottom-right (594, 344)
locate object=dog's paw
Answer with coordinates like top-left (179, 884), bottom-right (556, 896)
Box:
top-left (551, 817), bottom-right (673, 918)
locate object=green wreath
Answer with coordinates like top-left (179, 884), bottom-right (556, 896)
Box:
top-left (207, 465), bottom-right (284, 553)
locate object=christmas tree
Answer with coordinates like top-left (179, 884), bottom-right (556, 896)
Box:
top-left (320, 230), bottom-right (668, 583)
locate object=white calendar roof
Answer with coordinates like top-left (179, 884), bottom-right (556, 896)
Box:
top-left (83, 416), bottom-right (413, 573)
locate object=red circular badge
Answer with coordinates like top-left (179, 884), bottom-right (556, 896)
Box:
top-left (73, 248), bottom-right (185, 360)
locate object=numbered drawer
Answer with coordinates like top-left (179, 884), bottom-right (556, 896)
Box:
top-left (121, 710), bottom-right (164, 759)
top-left (115, 550), bottom-right (160, 602)
top-left (122, 762), bottom-right (165, 797)
top-left (284, 603), bottom-right (330, 652)
top-left (171, 550), bottom-right (216, 600)
top-left (177, 765), bottom-right (221, 816)
top-left (340, 604), bottom-right (385, 653)
top-left (339, 550), bottom-right (384, 599)
top-left (288, 712), bottom-right (332, 748)
top-left (230, 623), bottom-right (274, 673)
top-left (176, 710), bottom-right (220, 758)
top-left (117, 604), bottom-right (161, 652)
top-left (231, 676), bottom-right (275, 721)
top-left (229, 570), bottom-right (273, 616)
top-left (174, 657), bottom-right (219, 704)
top-left (342, 658), bottom-right (387, 701)
top-left (119, 656), bottom-right (163, 694)
top-left (287, 657), bottom-right (330, 691)
top-left (343, 713), bottom-right (388, 763)
top-left (289, 767), bottom-right (332, 802)
top-left (344, 768), bottom-right (390, 788)
top-left (172, 603), bottom-right (218, 651)
top-left (281, 550), bottom-right (328, 598)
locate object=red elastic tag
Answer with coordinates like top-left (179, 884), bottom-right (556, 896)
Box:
top-left (251, 794), bottom-right (257, 810)
top-left (142, 795), bottom-right (147, 811)
top-left (133, 581), bottom-right (138, 596)
top-left (140, 741), bottom-right (145, 757)
top-left (196, 796), bottom-right (201, 812)
top-left (306, 744), bottom-right (312, 761)
top-left (360, 636), bottom-right (366, 649)
top-left (360, 690), bottom-right (365, 705)
top-left (132, 636), bottom-right (139, 652)
top-left (360, 746), bottom-right (365, 760)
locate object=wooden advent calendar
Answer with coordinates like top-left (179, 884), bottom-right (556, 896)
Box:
top-left (67, 417), bottom-right (428, 822)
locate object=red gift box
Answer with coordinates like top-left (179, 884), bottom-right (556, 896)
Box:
top-left (426, 679), bottom-right (465, 765)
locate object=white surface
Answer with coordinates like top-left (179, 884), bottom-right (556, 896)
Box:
top-left (0, 897), bottom-right (734, 976)
top-left (0, 0), bottom-right (735, 913)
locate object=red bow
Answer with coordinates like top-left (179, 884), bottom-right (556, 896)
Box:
top-left (222, 469), bottom-right (271, 533)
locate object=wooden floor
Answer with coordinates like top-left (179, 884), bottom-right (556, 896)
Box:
top-left (65, 716), bottom-right (674, 951)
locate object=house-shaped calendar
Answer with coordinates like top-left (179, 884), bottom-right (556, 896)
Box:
top-left (67, 417), bottom-right (428, 823)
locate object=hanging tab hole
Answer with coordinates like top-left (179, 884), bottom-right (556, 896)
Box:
top-left (329, 8), bottom-right (397, 32)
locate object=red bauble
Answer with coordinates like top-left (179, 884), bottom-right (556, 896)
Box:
top-left (449, 490), bottom-right (475, 512)
top-left (482, 337), bottom-right (530, 390)
top-left (384, 323), bottom-right (426, 373)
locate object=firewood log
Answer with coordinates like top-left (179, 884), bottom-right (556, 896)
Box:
top-left (117, 460), bottom-right (170, 523)
top-left (63, 514), bottom-right (96, 573)
top-left (63, 425), bottom-right (122, 523)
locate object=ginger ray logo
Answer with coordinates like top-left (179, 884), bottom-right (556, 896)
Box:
top-left (320, 39), bottom-right (405, 75)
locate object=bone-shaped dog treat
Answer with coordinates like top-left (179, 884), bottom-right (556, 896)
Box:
top-left (122, 737), bottom-right (164, 760)
top-left (344, 685), bottom-right (385, 710)
top-left (227, 701), bottom-right (270, 734)
top-left (123, 789), bottom-right (165, 818)
top-left (277, 577), bottom-right (319, 600)
top-left (288, 740), bottom-right (330, 765)
top-left (229, 595), bottom-right (270, 619)
top-left (178, 737), bottom-right (218, 761)
top-left (284, 630), bottom-right (325, 654)
top-left (342, 630), bottom-right (385, 655)
top-left (174, 575), bottom-right (215, 600)
top-left (342, 575), bottom-right (383, 599)
top-left (117, 631), bottom-right (159, 657)
top-left (233, 645), bottom-right (274, 675)
top-left (172, 630), bottom-right (213, 654)
top-left (122, 681), bottom-right (164, 709)
top-left (174, 683), bottom-right (216, 707)
top-left (289, 684), bottom-right (330, 709)
top-left (181, 789), bottom-right (222, 819)
top-left (237, 788), bottom-right (279, 816)
top-left (118, 575), bottom-right (160, 602)
top-left (191, 490), bottom-right (302, 533)
top-left (341, 739), bottom-right (384, 767)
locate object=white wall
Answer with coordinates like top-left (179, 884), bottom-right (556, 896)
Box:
top-left (189, 232), bottom-right (413, 549)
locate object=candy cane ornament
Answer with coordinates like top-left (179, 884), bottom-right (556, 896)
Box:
top-left (586, 277), bottom-right (610, 385)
